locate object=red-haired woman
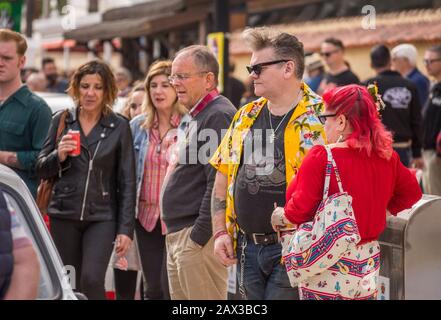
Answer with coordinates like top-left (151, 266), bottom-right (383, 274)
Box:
top-left (272, 84), bottom-right (422, 300)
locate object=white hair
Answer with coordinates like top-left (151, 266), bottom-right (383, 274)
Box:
top-left (116, 67), bottom-right (132, 83)
top-left (391, 44), bottom-right (418, 66)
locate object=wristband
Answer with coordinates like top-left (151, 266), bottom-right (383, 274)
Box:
top-left (214, 230), bottom-right (228, 240)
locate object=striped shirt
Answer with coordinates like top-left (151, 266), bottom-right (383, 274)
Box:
top-left (138, 115), bottom-right (180, 234)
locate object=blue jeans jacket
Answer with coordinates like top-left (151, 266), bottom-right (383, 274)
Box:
top-left (130, 113), bottom-right (191, 218)
top-left (130, 115), bottom-right (150, 217)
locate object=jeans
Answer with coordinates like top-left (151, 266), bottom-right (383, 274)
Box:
top-left (394, 147), bottom-right (411, 167)
top-left (236, 232), bottom-right (299, 300)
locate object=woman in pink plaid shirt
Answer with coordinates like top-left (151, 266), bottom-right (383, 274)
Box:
top-left (124, 60), bottom-right (187, 300)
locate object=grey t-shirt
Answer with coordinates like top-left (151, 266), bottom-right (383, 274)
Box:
top-left (235, 104), bottom-right (294, 234)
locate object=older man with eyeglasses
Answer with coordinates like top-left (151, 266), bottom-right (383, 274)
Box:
top-left (210, 27), bottom-right (325, 300)
top-left (161, 45), bottom-right (236, 300)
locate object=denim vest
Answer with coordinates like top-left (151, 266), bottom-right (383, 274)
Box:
top-left (0, 192), bottom-right (13, 299)
top-left (130, 115), bottom-right (150, 218)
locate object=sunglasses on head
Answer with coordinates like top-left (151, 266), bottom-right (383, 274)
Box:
top-left (246, 59), bottom-right (290, 75)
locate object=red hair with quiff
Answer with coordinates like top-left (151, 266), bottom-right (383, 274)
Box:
top-left (322, 84), bottom-right (393, 160)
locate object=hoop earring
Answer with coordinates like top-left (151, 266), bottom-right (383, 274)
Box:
top-left (336, 134), bottom-right (345, 143)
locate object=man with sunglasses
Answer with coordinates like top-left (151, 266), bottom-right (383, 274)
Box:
top-left (318, 38), bottom-right (360, 94)
top-left (210, 27), bottom-right (325, 300)
top-left (422, 44), bottom-right (441, 196)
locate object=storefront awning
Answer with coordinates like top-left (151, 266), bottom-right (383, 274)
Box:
top-left (64, 6), bottom-right (209, 42)
top-left (42, 39), bottom-right (76, 50)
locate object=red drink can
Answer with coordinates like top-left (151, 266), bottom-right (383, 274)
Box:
top-left (68, 130), bottom-right (81, 156)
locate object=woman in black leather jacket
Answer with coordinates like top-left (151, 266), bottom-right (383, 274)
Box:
top-left (36, 60), bottom-right (136, 300)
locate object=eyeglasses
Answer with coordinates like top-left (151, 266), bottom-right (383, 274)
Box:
top-left (320, 50), bottom-right (339, 58)
top-left (318, 113), bottom-right (337, 125)
top-left (246, 59), bottom-right (290, 75)
top-left (168, 71), bottom-right (209, 83)
top-left (423, 58), bottom-right (441, 65)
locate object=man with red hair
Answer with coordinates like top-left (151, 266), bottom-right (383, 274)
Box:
top-left (0, 29), bottom-right (51, 198)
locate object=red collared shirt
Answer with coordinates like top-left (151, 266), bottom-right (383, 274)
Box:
top-left (189, 89), bottom-right (219, 118)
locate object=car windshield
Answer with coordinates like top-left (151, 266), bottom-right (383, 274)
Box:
top-left (1, 187), bottom-right (61, 300)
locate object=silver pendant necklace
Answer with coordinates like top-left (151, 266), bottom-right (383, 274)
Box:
top-left (156, 127), bottom-right (172, 154)
top-left (268, 90), bottom-right (302, 143)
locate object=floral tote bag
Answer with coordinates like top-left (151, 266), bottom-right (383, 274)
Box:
top-left (281, 146), bottom-right (361, 286)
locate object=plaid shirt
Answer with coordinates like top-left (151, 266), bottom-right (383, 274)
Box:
top-left (138, 114), bottom-right (180, 234)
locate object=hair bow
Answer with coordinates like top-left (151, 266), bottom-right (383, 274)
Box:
top-left (367, 82), bottom-right (386, 113)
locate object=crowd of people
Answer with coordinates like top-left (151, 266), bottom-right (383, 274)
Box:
top-left (0, 24), bottom-right (440, 300)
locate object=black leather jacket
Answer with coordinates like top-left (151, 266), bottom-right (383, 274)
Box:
top-left (36, 108), bottom-right (136, 238)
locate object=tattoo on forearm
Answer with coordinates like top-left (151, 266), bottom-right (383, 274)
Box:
top-left (212, 197), bottom-right (226, 216)
top-left (214, 198), bottom-right (226, 211)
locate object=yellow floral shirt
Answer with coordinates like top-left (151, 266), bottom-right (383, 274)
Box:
top-left (209, 82), bottom-right (326, 248)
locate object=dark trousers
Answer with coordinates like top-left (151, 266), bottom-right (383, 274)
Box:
top-left (50, 217), bottom-right (116, 300)
top-left (114, 269), bottom-right (138, 300)
top-left (136, 219), bottom-right (170, 300)
top-left (394, 146), bottom-right (412, 167)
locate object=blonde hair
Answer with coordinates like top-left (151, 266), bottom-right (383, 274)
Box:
top-left (241, 26), bottom-right (305, 79)
top-left (121, 83), bottom-right (145, 120)
top-left (141, 60), bottom-right (187, 129)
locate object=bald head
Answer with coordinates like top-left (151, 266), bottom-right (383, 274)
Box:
top-left (26, 72), bottom-right (47, 92)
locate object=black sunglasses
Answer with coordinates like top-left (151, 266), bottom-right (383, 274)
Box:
top-left (320, 50), bottom-right (339, 58)
top-left (318, 113), bottom-right (337, 125)
top-left (246, 59), bottom-right (290, 75)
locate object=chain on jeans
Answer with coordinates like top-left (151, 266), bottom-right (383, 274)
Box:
top-left (239, 234), bottom-right (248, 300)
